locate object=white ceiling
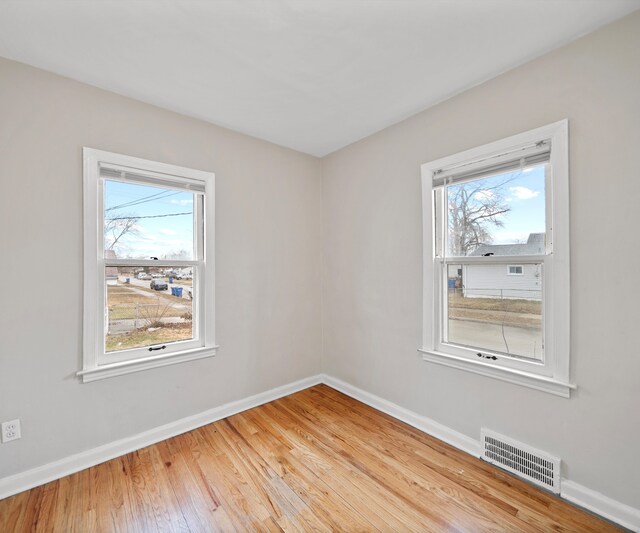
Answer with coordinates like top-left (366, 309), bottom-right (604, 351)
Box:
top-left (0, 1), bottom-right (638, 156)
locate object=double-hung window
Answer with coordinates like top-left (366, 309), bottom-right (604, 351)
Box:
top-left (507, 265), bottom-right (524, 276)
top-left (79, 148), bottom-right (217, 382)
top-left (420, 121), bottom-right (573, 397)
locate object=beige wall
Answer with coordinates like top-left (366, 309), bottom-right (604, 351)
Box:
top-left (0, 56), bottom-right (323, 477)
top-left (322, 12), bottom-right (640, 508)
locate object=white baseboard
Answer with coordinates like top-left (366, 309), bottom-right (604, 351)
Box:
top-left (320, 374), bottom-right (639, 532)
top-left (1, 372), bottom-right (638, 531)
top-left (0, 374), bottom-right (323, 501)
top-left (321, 374), bottom-right (481, 457)
top-left (561, 480), bottom-right (640, 532)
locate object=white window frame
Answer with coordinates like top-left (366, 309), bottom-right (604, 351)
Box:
top-left (79, 148), bottom-right (217, 383)
top-left (507, 265), bottom-right (524, 276)
top-left (419, 120), bottom-right (574, 397)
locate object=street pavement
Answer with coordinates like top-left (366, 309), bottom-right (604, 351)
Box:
top-left (448, 319), bottom-right (543, 360)
top-left (124, 276), bottom-right (192, 300)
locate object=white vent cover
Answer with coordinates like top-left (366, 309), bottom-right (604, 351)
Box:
top-left (481, 429), bottom-right (561, 494)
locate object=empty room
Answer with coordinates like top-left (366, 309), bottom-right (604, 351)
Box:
top-left (1, 1), bottom-right (639, 531)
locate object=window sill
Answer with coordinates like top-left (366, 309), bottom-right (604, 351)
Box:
top-left (78, 345), bottom-right (219, 383)
top-left (418, 348), bottom-right (575, 398)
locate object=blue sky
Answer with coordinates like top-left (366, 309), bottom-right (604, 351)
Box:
top-left (105, 165), bottom-right (544, 260)
top-left (448, 163), bottom-right (546, 246)
top-left (104, 180), bottom-right (195, 259)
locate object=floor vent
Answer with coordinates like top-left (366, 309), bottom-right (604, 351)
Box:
top-left (481, 429), bottom-right (561, 494)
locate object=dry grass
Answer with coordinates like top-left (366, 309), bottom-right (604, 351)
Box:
top-left (107, 287), bottom-right (155, 305)
top-left (107, 285), bottom-right (190, 319)
top-left (449, 307), bottom-right (541, 328)
top-left (106, 323), bottom-right (193, 351)
top-left (448, 290), bottom-right (541, 313)
top-left (108, 304), bottom-right (187, 320)
top-left (448, 290), bottom-right (541, 328)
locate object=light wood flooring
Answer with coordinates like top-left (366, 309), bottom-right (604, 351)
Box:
top-left (0, 384), bottom-right (623, 532)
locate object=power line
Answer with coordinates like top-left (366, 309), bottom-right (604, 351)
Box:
top-left (105, 190), bottom-right (181, 212)
top-left (106, 212), bottom-right (192, 221)
top-left (105, 190), bottom-right (170, 211)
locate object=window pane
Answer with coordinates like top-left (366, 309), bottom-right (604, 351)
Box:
top-left (106, 267), bottom-right (195, 353)
top-left (446, 163), bottom-right (546, 257)
top-left (446, 263), bottom-right (543, 360)
top-left (104, 179), bottom-right (196, 260)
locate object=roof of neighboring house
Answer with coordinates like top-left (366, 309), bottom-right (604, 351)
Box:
top-left (105, 249), bottom-right (119, 279)
top-left (469, 233), bottom-right (545, 257)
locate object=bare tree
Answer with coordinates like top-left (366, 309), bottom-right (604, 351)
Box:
top-left (104, 212), bottom-right (140, 252)
top-left (447, 178), bottom-right (513, 256)
top-left (163, 249), bottom-right (190, 260)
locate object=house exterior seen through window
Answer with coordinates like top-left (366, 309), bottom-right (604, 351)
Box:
top-left (420, 121), bottom-right (572, 397)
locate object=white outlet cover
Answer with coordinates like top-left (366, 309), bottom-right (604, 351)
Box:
top-left (2, 419), bottom-right (21, 443)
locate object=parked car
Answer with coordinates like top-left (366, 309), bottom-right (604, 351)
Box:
top-left (137, 273), bottom-right (150, 280)
top-left (150, 279), bottom-right (168, 291)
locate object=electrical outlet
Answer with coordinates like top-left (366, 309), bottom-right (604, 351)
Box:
top-left (2, 419), bottom-right (21, 443)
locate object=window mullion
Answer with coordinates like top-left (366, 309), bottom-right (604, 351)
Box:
top-left (196, 192), bottom-right (205, 262)
top-left (104, 259), bottom-right (200, 267)
top-left (444, 254), bottom-right (544, 264)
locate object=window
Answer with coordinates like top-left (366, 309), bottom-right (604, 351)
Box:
top-left (420, 121), bottom-right (573, 397)
top-left (79, 148), bottom-right (217, 382)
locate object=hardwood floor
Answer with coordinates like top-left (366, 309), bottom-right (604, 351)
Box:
top-left (0, 385), bottom-right (622, 532)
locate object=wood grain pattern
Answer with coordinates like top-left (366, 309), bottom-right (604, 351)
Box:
top-left (0, 385), bottom-right (623, 532)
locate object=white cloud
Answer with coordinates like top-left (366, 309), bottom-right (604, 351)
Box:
top-left (159, 228), bottom-right (177, 236)
top-left (509, 186), bottom-right (539, 200)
